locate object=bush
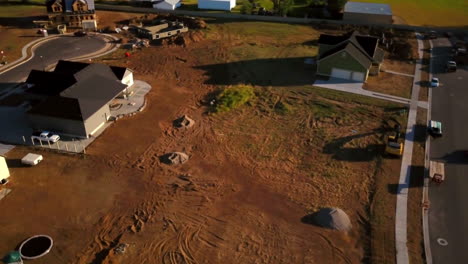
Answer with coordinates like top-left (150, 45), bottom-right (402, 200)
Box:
top-left (240, 0), bottom-right (253, 14)
top-left (215, 86), bottom-right (255, 112)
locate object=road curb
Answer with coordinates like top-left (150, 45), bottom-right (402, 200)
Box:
top-left (421, 39), bottom-right (434, 264)
top-left (0, 35), bottom-right (63, 75)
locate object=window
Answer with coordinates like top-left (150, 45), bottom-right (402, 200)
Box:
top-left (156, 34), bottom-right (160, 39)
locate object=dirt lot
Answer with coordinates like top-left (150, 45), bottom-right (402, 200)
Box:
top-left (363, 72), bottom-right (413, 99)
top-left (0, 17), bottom-right (408, 263)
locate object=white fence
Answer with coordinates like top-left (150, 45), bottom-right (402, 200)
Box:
top-left (22, 136), bottom-right (86, 154)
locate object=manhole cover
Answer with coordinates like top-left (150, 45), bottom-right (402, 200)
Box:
top-left (437, 238), bottom-right (448, 246)
top-left (19, 235), bottom-right (53, 259)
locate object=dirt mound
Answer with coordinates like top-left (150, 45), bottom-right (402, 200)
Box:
top-left (160, 152), bottom-right (189, 165)
top-left (313, 208), bottom-right (352, 231)
top-left (174, 115), bottom-right (195, 129)
top-left (163, 31), bottom-right (204, 47)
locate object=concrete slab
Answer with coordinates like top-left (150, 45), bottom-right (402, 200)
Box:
top-left (0, 188), bottom-right (12, 201)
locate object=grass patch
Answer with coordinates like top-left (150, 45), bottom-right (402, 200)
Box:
top-left (215, 85), bottom-right (255, 112)
top-left (363, 72), bottom-right (413, 99)
top-left (356, 0), bottom-right (468, 26)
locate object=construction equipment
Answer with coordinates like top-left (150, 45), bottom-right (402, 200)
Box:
top-left (385, 124), bottom-right (404, 157)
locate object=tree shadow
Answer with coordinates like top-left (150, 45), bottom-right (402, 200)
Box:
top-left (195, 57), bottom-right (317, 87)
top-left (322, 130), bottom-right (383, 162)
top-left (433, 150), bottom-right (468, 165)
top-left (387, 165), bottom-right (425, 194)
top-left (0, 16), bottom-right (48, 29)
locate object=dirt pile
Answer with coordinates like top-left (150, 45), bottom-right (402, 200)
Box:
top-left (174, 115), bottom-right (195, 129)
top-left (313, 208), bottom-right (352, 231)
top-left (162, 31), bottom-right (204, 47)
top-left (160, 152), bottom-right (189, 165)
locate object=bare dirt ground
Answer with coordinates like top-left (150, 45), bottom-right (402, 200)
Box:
top-left (363, 72), bottom-right (413, 99)
top-left (0, 17), bottom-right (408, 264)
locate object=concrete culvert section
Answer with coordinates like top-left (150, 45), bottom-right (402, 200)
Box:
top-left (309, 208), bottom-right (352, 231)
top-left (19, 235), bottom-right (53, 260)
top-left (174, 115), bottom-right (195, 129)
top-left (160, 152), bottom-right (189, 165)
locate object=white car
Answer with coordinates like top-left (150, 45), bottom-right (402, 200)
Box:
top-left (430, 77), bottom-right (439, 87)
top-left (31, 131), bottom-right (60, 143)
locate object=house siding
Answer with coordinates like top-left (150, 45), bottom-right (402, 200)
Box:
top-left (122, 70), bottom-right (134, 87)
top-left (343, 12), bottom-right (393, 24)
top-left (317, 50), bottom-right (367, 76)
top-left (28, 114), bottom-right (87, 137)
top-left (84, 104), bottom-right (110, 137)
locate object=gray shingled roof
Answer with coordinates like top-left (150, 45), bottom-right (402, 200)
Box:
top-left (344, 2), bottom-right (392, 16)
top-left (318, 31), bottom-right (382, 68)
top-left (27, 61), bottom-right (127, 121)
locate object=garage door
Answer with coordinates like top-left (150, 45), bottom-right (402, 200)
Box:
top-left (331, 68), bottom-right (352, 80)
top-left (351, 72), bottom-right (365, 81)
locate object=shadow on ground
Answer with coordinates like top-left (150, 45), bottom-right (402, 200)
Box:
top-left (387, 165), bottom-right (425, 194)
top-left (195, 57), bottom-right (316, 87)
top-left (433, 150), bottom-right (468, 165)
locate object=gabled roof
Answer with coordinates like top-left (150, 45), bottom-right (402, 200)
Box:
top-left (155, 0), bottom-right (180, 5)
top-left (318, 31), bottom-right (382, 67)
top-left (26, 61), bottom-right (128, 121)
top-left (46, 0), bottom-right (95, 12)
top-left (27, 96), bottom-right (83, 120)
top-left (54, 60), bottom-right (128, 81)
top-left (320, 42), bottom-right (372, 69)
top-left (26, 70), bottom-right (76, 96)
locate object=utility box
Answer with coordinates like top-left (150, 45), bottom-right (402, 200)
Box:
top-left (0, 156), bottom-right (10, 181)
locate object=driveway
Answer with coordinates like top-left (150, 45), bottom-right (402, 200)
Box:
top-left (313, 77), bottom-right (427, 108)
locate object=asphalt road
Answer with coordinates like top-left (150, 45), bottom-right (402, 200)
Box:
top-left (429, 37), bottom-right (468, 263)
top-left (0, 35), bottom-right (106, 89)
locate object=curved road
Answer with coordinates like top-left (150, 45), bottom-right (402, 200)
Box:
top-left (0, 35), bottom-right (107, 88)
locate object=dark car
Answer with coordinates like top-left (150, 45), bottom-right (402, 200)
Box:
top-left (74, 31), bottom-right (87, 37)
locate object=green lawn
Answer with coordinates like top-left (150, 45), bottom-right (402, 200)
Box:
top-left (356, 0), bottom-right (468, 26)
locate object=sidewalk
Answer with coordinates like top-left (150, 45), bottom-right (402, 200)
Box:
top-left (395, 32), bottom-right (425, 264)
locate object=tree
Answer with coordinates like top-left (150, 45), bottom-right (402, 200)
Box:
top-left (240, 0), bottom-right (253, 14)
top-left (273, 0), bottom-right (295, 16)
top-left (327, 0), bottom-right (348, 14)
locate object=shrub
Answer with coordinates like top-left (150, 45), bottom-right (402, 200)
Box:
top-left (215, 86), bottom-right (255, 112)
top-left (240, 0), bottom-right (253, 14)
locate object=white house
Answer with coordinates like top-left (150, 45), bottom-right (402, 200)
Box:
top-left (0, 156), bottom-right (10, 182)
top-left (153, 0), bottom-right (181, 10)
top-left (198, 0), bottom-right (236, 11)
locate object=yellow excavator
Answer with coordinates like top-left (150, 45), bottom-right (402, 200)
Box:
top-left (385, 124), bottom-right (404, 157)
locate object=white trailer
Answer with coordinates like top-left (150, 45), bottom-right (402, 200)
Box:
top-left (21, 153), bottom-right (43, 166)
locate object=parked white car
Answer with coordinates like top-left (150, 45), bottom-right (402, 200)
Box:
top-left (31, 131), bottom-right (60, 143)
top-left (430, 77), bottom-right (440, 87)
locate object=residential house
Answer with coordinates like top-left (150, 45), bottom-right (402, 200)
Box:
top-left (153, 0), bottom-right (181, 10)
top-left (343, 2), bottom-right (393, 24)
top-left (133, 21), bottom-right (188, 40)
top-left (24, 61), bottom-right (134, 138)
top-left (198, 0), bottom-right (236, 11)
top-left (316, 31), bottom-right (385, 82)
top-left (46, 0), bottom-right (97, 29)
